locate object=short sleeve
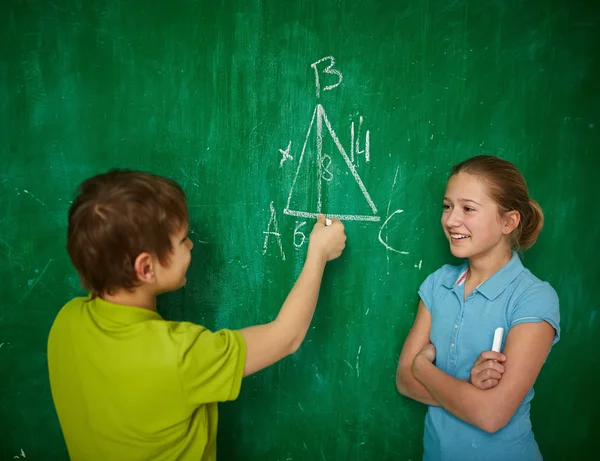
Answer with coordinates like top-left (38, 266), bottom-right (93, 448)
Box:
top-left (418, 270), bottom-right (439, 312)
top-left (177, 325), bottom-right (247, 405)
top-left (509, 282), bottom-right (561, 344)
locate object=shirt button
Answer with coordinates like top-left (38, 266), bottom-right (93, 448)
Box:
top-left (454, 324), bottom-right (458, 329)
top-left (451, 343), bottom-right (455, 348)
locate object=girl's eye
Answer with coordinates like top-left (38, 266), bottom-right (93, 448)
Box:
top-left (464, 207), bottom-right (474, 212)
top-left (442, 204), bottom-right (451, 211)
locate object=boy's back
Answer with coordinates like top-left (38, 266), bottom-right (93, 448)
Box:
top-left (48, 296), bottom-right (245, 461)
top-left (49, 169), bottom-right (346, 459)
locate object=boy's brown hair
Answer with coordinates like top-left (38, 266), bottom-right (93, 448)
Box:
top-left (67, 169), bottom-right (189, 297)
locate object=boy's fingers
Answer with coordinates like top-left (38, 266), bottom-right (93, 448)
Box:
top-left (329, 218), bottom-right (344, 230)
top-left (316, 214), bottom-right (326, 225)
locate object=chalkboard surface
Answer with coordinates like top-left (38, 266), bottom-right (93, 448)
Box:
top-left (1, 0), bottom-right (598, 459)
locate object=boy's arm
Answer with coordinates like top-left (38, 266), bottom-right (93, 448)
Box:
top-left (239, 215), bottom-right (346, 377)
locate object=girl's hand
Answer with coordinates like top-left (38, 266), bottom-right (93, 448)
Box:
top-left (469, 351), bottom-right (506, 390)
top-left (415, 343), bottom-right (436, 363)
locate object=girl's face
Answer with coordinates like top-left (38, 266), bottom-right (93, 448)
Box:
top-left (441, 172), bottom-right (512, 261)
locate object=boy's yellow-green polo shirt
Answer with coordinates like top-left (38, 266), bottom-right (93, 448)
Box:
top-left (48, 296), bottom-right (246, 461)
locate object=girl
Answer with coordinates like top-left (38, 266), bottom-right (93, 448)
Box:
top-left (396, 155), bottom-right (560, 461)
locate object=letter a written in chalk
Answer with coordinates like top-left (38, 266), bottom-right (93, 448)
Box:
top-left (263, 201), bottom-right (286, 261)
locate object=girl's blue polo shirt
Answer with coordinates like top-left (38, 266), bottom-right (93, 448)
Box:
top-left (418, 251), bottom-right (560, 461)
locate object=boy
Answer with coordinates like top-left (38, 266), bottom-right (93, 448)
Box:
top-left (47, 169), bottom-right (346, 461)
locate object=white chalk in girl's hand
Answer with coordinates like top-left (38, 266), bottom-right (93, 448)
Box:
top-left (325, 218), bottom-right (332, 226)
top-left (491, 327), bottom-right (504, 352)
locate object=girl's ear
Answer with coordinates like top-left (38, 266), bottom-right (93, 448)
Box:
top-left (134, 252), bottom-right (155, 283)
top-left (503, 210), bottom-right (521, 234)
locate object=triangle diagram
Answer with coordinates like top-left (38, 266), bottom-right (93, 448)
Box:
top-left (283, 104), bottom-right (380, 222)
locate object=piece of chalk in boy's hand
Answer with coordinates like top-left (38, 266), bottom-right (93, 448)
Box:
top-left (325, 218), bottom-right (332, 226)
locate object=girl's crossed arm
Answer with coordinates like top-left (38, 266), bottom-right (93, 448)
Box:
top-left (411, 321), bottom-right (555, 433)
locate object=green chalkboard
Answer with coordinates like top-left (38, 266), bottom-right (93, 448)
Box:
top-left (1, 0), bottom-right (599, 459)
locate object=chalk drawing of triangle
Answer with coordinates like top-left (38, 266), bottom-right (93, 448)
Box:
top-left (283, 104), bottom-right (380, 222)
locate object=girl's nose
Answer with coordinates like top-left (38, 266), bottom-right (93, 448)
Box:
top-left (445, 209), bottom-right (461, 228)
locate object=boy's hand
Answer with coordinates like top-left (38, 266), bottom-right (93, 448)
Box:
top-left (308, 215), bottom-right (346, 262)
top-left (468, 351), bottom-right (506, 390)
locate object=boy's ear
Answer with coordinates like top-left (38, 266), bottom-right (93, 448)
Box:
top-left (134, 252), bottom-right (155, 283)
top-left (503, 210), bottom-right (521, 234)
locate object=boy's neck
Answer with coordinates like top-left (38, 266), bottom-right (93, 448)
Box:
top-left (101, 288), bottom-right (157, 311)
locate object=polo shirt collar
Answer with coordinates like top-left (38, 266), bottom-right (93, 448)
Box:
top-left (440, 251), bottom-right (524, 300)
top-left (89, 296), bottom-right (163, 324)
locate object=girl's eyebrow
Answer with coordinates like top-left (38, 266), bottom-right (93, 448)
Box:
top-left (458, 198), bottom-right (483, 206)
top-left (443, 197), bottom-right (483, 207)
top-left (445, 197), bottom-right (483, 206)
